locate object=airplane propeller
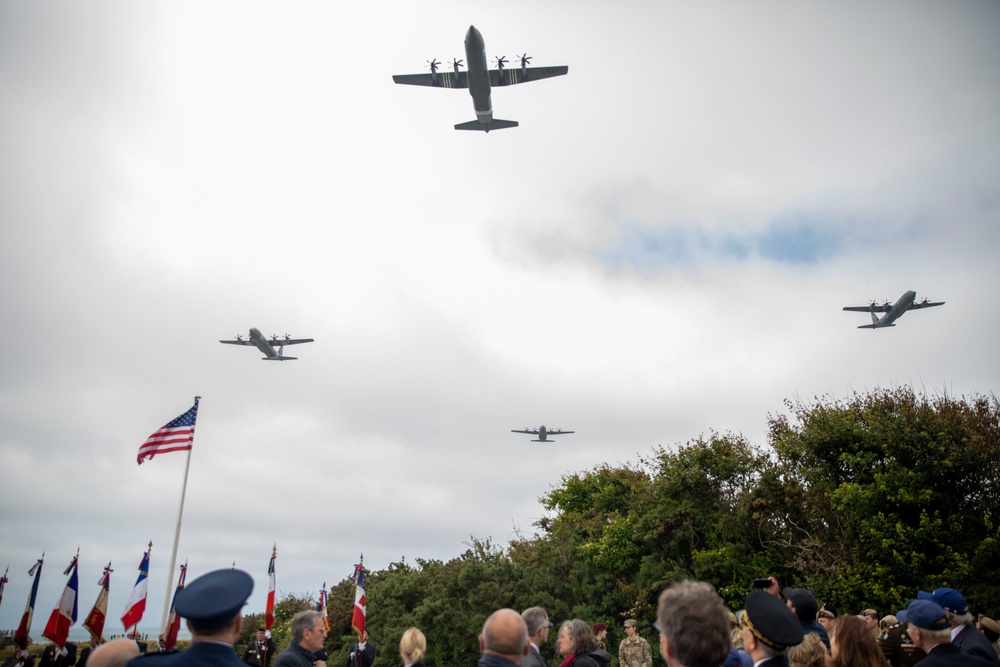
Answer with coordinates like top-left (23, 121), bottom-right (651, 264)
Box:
top-left (284, 334), bottom-right (291, 340)
top-left (517, 54), bottom-right (532, 68)
top-left (493, 55), bottom-right (508, 70)
top-left (235, 334), bottom-right (243, 341)
top-left (426, 59), bottom-right (440, 73)
top-left (451, 58), bottom-right (464, 72)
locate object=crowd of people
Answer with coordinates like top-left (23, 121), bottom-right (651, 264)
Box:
top-left (6, 569), bottom-right (1000, 667)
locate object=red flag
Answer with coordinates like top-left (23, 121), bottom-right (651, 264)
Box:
top-left (316, 582), bottom-right (329, 632)
top-left (82, 562), bottom-right (112, 643)
top-left (164, 562), bottom-right (187, 649)
top-left (121, 544), bottom-right (151, 631)
top-left (351, 558), bottom-right (366, 638)
top-left (137, 399), bottom-right (199, 465)
top-left (0, 565), bottom-right (9, 614)
top-left (265, 546), bottom-right (276, 630)
top-left (42, 553), bottom-right (79, 648)
top-left (14, 556), bottom-right (44, 646)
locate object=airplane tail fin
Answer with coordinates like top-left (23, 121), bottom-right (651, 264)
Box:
top-left (454, 118), bottom-right (519, 132)
top-left (263, 356), bottom-right (297, 361)
top-left (870, 311), bottom-right (880, 325)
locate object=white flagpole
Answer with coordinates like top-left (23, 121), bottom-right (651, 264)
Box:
top-left (160, 396), bottom-right (199, 634)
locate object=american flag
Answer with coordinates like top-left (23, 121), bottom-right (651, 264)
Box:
top-left (137, 399), bottom-right (199, 465)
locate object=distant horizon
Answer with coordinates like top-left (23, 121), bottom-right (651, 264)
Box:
top-left (0, 626), bottom-right (192, 645)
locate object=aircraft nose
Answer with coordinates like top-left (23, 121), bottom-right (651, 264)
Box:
top-left (466, 25), bottom-right (483, 44)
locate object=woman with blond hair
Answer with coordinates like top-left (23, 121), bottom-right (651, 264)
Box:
top-left (788, 634), bottom-right (826, 667)
top-left (399, 628), bottom-right (427, 667)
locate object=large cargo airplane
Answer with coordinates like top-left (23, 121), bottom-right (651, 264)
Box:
top-left (511, 425), bottom-right (574, 442)
top-left (843, 290), bottom-right (944, 329)
top-left (220, 328), bottom-right (314, 360)
top-left (392, 25), bottom-right (568, 132)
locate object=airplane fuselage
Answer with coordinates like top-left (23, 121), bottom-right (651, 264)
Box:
top-left (537, 425), bottom-right (548, 442)
top-left (249, 327), bottom-right (279, 358)
top-left (464, 26), bottom-right (493, 126)
top-left (872, 290), bottom-right (917, 327)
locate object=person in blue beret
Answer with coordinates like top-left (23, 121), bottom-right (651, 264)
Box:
top-left (125, 569), bottom-right (254, 667)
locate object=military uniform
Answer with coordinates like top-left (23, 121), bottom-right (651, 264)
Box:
top-left (618, 636), bottom-right (651, 667)
top-left (878, 621), bottom-right (926, 667)
top-left (125, 569), bottom-right (254, 667)
top-left (243, 639), bottom-right (277, 667)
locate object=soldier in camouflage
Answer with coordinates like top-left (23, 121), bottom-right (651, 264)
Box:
top-left (619, 620), bottom-right (651, 667)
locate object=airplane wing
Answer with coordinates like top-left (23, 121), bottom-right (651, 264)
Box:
top-left (910, 300), bottom-right (945, 309)
top-left (843, 305), bottom-right (891, 313)
top-left (551, 430), bottom-right (575, 434)
top-left (220, 339), bottom-right (256, 346)
top-left (392, 71), bottom-right (469, 89)
top-left (490, 65), bottom-right (569, 86)
top-left (274, 338), bottom-right (314, 346)
top-left (511, 429), bottom-right (539, 435)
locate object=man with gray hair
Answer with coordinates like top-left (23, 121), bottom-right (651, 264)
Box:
top-left (521, 607), bottom-right (550, 667)
top-left (479, 609), bottom-right (531, 667)
top-left (918, 588), bottom-right (1000, 666)
top-left (274, 611), bottom-right (328, 667)
top-left (656, 581), bottom-right (731, 667)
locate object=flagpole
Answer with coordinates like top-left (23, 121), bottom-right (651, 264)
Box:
top-left (160, 396), bottom-right (199, 634)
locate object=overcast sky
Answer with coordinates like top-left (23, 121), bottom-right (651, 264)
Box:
top-left (2, 0), bottom-right (998, 636)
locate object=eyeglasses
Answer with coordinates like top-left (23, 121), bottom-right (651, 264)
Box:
top-left (547, 622), bottom-right (554, 628)
top-left (653, 621), bottom-right (661, 633)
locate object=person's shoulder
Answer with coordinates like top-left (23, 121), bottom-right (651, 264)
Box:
top-left (124, 650), bottom-right (182, 667)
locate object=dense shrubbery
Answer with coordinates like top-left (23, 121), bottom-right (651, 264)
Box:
top-left (266, 389), bottom-right (1000, 667)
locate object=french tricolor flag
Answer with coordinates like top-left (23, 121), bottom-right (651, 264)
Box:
top-left (42, 554), bottom-right (79, 648)
top-left (121, 546), bottom-right (151, 632)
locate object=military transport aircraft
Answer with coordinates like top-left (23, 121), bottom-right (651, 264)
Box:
top-left (511, 425), bottom-right (574, 442)
top-left (843, 290), bottom-right (944, 329)
top-left (220, 328), bottom-right (314, 360)
top-left (392, 25), bottom-right (568, 132)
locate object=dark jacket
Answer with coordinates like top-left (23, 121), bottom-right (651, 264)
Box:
top-left (954, 626), bottom-right (1000, 667)
top-left (917, 643), bottom-right (996, 667)
top-left (522, 648), bottom-right (546, 667)
top-left (801, 620), bottom-right (830, 650)
top-left (572, 650), bottom-right (611, 667)
top-left (274, 644), bottom-right (317, 667)
top-left (40, 643), bottom-right (78, 667)
top-left (880, 622), bottom-right (927, 667)
top-left (126, 642), bottom-right (245, 667)
top-left (243, 639), bottom-right (278, 667)
top-left (347, 643), bottom-right (376, 667)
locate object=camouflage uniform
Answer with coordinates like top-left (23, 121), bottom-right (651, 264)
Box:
top-left (618, 636), bottom-right (652, 667)
top-left (878, 622), bottom-right (926, 667)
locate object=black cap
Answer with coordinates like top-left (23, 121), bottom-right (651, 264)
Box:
top-left (740, 591), bottom-right (804, 650)
top-left (175, 569), bottom-right (253, 625)
top-left (782, 588), bottom-right (818, 622)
